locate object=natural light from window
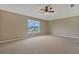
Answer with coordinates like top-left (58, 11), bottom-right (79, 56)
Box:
top-left (28, 19), bottom-right (40, 33)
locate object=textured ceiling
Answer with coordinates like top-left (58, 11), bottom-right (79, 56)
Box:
top-left (0, 4), bottom-right (79, 21)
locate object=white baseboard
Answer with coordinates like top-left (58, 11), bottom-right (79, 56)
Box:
top-left (54, 35), bottom-right (79, 39)
top-left (0, 36), bottom-right (23, 44)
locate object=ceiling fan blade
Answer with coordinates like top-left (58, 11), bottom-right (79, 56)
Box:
top-left (41, 9), bottom-right (44, 11)
top-left (48, 11), bottom-right (54, 12)
top-left (40, 11), bottom-right (45, 14)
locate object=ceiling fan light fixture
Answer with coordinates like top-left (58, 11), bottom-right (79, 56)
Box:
top-left (42, 12), bottom-right (54, 15)
top-left (40, 5), bottom-right (54, 15)
top-left (43, 12), bottom-right (49, 15)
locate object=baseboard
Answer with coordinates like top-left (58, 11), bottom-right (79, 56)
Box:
top-left (54, 35), bottom-right (79, 39)
top-left (0, 36), bottom-right (24, 44)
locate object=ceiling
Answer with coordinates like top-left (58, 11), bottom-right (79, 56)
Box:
top-left (0, 4), bottom-right (79, 21)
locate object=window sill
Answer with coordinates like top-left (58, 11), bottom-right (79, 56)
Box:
top-left (27, 32), bottom-right (40, 34)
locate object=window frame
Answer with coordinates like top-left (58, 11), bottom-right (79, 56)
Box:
top-left (27, 19), bottom-right (40, 33)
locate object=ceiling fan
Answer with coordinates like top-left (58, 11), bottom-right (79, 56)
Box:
top-left (41, 5), bottom-right (54, 15)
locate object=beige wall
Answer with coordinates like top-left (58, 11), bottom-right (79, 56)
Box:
top-left (1, 9), bottom-right (79, 41)
top-left (49, 16), bottom-right (79, 38)
top-left (0, 10), bottom-right (48, 41)
top-left (0, 12), bottom-right (2, 39)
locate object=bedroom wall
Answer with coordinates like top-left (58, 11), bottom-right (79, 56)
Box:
top-left (0, 10), bottom-right (48, 41)
top-left (48, 16), bottom-right (79, 38)
top-left (0, 12), bottom-right (2, 40)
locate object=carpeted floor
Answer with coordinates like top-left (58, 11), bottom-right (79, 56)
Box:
top-left (0, 35), bottom-right (79, 54)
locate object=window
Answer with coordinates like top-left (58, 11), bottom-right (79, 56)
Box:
top-left (28, 19), bottom-right (40, 33)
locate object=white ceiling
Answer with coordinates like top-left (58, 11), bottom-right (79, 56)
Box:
top-left (0, 4), bottom-right (79, 21)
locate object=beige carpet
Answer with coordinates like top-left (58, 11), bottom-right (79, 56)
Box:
top-left (0, 35), bottom-right (79, 54)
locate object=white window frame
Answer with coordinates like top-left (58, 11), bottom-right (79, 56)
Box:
top-left (27, 19), bottom-right (40, 33)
